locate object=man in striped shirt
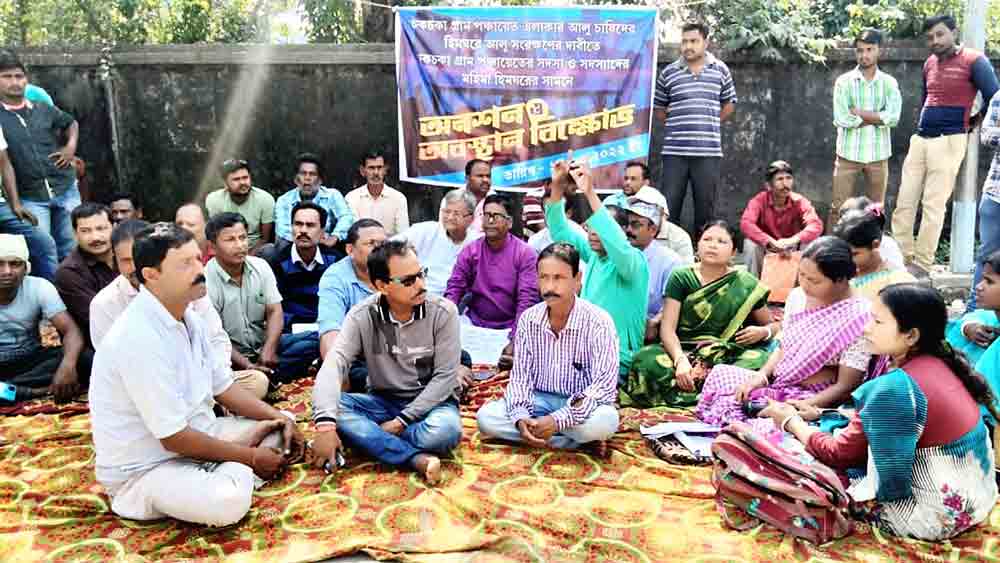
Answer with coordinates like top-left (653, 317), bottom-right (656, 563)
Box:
top-left (476, 242), bottom-right (620, 450)
top-left (653, 21), bottom-right (736, 233)
top-left (829, 29), bottom-right (902, 231)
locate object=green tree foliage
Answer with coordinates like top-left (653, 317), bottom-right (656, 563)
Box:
top-left (689, 0), bottom-right (836, 62)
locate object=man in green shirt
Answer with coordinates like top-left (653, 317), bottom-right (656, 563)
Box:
top-left (205, 159), bottom-right (275, 255)
top-left (830, 29), bottom-right (901, 230)
top-left (545, 158), bottom-right (648, 377)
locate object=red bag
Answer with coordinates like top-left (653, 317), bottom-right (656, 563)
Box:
top-left (711, 422), bottom-right (853, 544)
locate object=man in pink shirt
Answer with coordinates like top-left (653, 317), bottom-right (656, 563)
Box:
top-left (740, 160), bottom-right (823, 277)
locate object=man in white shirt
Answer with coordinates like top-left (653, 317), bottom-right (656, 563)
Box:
top-left (345, 150), bottom-right (409, 236)
top-left (399, 189), bottom-right (479, 296)
top-left (90, 219), bottom-right (268, 399)
top-left (89, 223), bottom-right (304, 526)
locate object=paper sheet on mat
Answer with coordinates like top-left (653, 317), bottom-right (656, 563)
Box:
top-left (460, 316), bottom-right (510, 365)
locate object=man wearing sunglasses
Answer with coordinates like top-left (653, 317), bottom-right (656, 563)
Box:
top-left (445, 193), bottom-right (539, 372)
top-left (311, 239), bottom-right (462, 485)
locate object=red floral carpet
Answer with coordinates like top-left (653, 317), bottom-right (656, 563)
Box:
top-left (2, 375), bottom-right (999, 562)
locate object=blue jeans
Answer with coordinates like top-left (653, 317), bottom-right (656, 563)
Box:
top-left (0, 203), bottom-right (57, 280)
top-left (476, 392), bottom-right (619, 449)
top-left (22, 181), bottom-right (81, 262)
top-left (968, 196), bottom-right (1000, 311)
top-left (337, 393), bottom-right (461, 467)
top-left (277, 330), bottom-right (319, 382)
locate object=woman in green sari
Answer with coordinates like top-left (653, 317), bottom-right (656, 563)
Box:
top-left (621, 221), bottom-right (779, 407)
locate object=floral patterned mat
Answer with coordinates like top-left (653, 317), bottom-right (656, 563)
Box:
top-left (2, 375), bottom-right (999, 562)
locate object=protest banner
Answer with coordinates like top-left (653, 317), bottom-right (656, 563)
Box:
top-left (396, 6), bottom-right (658, 190)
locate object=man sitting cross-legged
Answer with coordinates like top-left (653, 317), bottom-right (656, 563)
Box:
top-left (0, 233), bottom-right (88, 404)
top-left (89, 223), bottom-right (304, 526)
top-left (310, 239), bottom-right (462, 485)
top-left (90, 219), bottom-right (269, 399)
top-left (476, 242), bottom-right (620, 451)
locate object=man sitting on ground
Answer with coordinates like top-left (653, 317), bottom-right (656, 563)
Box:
top-left (89, 223), bottom-right (304, 527)
top-left (345, 149), bottom-right (409, 236)
top-left (274, 153), bottom-right (353, 248)
top-left (204, 212), bottom-right (292, 383)
top-left (401, 189), bottom-right (479, 296)
top-left (606, 161), bottom-right (694, 263)
top-left (205, 159), bottom-right (275, 255)
top-left (90, 220), bottom-right (269, 399)
top-left (476, 242), bottom-right (620, 451)
top-left (445, 193), bottom-right (539, 370)
top-left (55, 203), bottom-right (117, 349)
top-left (0, 233), bottom-right (87, 404)
top-left (525, 184), bottom-right (587, 255)
top-left (310, 239), bottom-right (463, 485)
top-left (175, 203), bottom-right (214, 264)
top-left (264, 202), bottom-right (340, 381)
top-left (547, 158), bottom-right (648, 378)
top-left (740, 160), bottom-right (823, 277)
top-left (107, 192), bottom-right (143, 225)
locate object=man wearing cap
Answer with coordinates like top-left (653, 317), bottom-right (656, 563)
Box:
top-left (205, 159), bottom-right (275, 256)
top-left (739, 160), bottom-right (823, 278)
top-left (621, 187), bottom-right (681, 342)
top-left (0, 233), bottom-right (88, 404)
top-left (606, 162), bottom-right (694, 264)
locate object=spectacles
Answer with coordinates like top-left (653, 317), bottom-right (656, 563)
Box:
top-left (483, 212), bottom-right (511, 223)
top-left (390, 267), bottom-right (428, 287)
top-left (442, 210), bottom-right (472, 219)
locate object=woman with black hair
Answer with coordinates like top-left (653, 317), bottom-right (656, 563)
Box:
top-left (697, 237), bottom-right (880, 427)
top-left (762, 283), bottom-right (998, 541)
top-left (833, 200), bottom-right (914, 303)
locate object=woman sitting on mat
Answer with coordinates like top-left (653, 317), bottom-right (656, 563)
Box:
top-left (947, 250), bottom-right (1000, 367)
top-left (696, 237), bottom-right (876, 427)
top-left (833, 203), bottom-right (914, 304)
top-left (837, 196), bottom-right (904, 271)
top-left (761, 283), bottom-right (998, 541)
top-left (620, 220), bottom-right (777, 408)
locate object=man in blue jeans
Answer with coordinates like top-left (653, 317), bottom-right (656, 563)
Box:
top-left (0, 128), bottom-right (56, 280)
top-left (310, 239), bottom-right (462, 485)
top-left (0, 51), bottom-right (80, 262)
top-left (969, 92), bottom-right (1000, 312)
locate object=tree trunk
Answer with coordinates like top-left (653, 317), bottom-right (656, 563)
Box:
top-left (362, 0), bottom-right (394, 43)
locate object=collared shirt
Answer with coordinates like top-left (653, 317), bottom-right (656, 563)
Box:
top-left (312, 294), bottom-right (461, 424)
top-left (273, 243), bottom-right (339, 329)
top-left (89, 286), bottom-right (234, 490)
top-left (54, 249), bottom-right (117, 346)
top-left (316, 255), bottom-right (374, 336)
top-left (441, 189), bottom-right (490, 237)
top-left (291, 244), bottom-right (325, 271)
top-left (504, 298), bottom-right (619, 431)
top-left (345, 184), bottom-right (410, 235)
top-left (274, 186), bottom-right (354, 242)
top-left (204, 256), bottom-right (283, 357)
top-left (833, 67), bottom-right (902, 163)
top-left (982, 93), bottom-right (1000, 204)
top-left (205, 187), bottom-right (276, 248)
top-left (400, 221), bottom-right (480, 295)
top-left (0, 99), bottom-right (77, 200)
top-left (0, 276), bottom-right (66, 363)
top-left (654, 52), bottom-right (737, 157)
top-left (740, 190), bottom-right (824, 247)
top-left (444, 233), bottom-right (540, 339)
top-left (919, 46), bottom-right (1000, 136)
top-left (546, 202), bottom-right (648, 371)
top-left (643, 242), bottom-right (681, 318)
top-left (89, 275), bottom-right (232, 371)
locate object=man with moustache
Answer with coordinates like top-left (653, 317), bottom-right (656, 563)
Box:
top-left (476, 242), bottom-right (620, 451)
top-left (829, 29), bottom-right (902, 230)
top-left (311, 239), bottom-right (463, 485)
top-left (441, 159), bottom-right (493, 237)
top-left (205, 159), bottom-right (275, 255)
top-left (106, 192), bottom-right (143, 225)
top-left (606, 162), bottom-right (694, 264)
top-left (0, 233), bottom-right (88, 404)
top-left (89, 219), bottom-right (269, 399)
top-left (274, 153), bottom-right (353, 248)
top-left (402, 189), bottom-right (479, 296)
top-left (55, 203), bottom-right (117, 348)
top-left (175, 203), bottom-right (214, 264)
top-left (89, 222), bottom-right (304, 526)
top-left (346, 149), bottom-right (409, 236)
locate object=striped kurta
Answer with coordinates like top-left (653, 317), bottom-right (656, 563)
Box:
top-left (832, 67), bottom-right (902, 164)
top-left (504, 298), bottom-right (620, 431)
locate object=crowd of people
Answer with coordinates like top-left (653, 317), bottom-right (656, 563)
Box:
top-left (1, 13), bottom-right (1000, 544)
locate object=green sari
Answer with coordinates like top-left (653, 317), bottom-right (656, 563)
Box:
top-left (619, 267), bottom-right (771, 408)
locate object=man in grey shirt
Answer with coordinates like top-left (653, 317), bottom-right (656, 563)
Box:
top-left (310, 239), bottom-right (462, 484)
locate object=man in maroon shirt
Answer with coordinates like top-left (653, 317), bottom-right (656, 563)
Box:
top-left (740, 160), bottom-right (823, 277)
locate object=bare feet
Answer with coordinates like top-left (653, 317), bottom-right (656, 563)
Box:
top-left (582, 440), bottom-right (610, 460)
top-left (235, 420), bottom-right (284, 447)
top-left (412, 453), bottom-right (442, 485)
